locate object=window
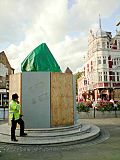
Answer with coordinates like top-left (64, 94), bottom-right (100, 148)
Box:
top-left (91, 61), bottom-right (93, 71)
top-left (114, 59), bottom-right (116, 65)
top-left (97, 42), bottom-right (100, 49)
top-left (112, 72), bottom-right (115, 81)
top-left (98, 57), bottom-right (101, 64)
top-left (103, 59), bottom-right (106, 64)
top-left (98, 72), bottom-right (102, 81)
top-left (109, 71), bottom-right (112, 81)
top-left (87, 64), bottom-right (89, 72)
top-left (88, 78), bottom-right (89, 85)
top-left (104, 72), bottom-right (107, 81)
top-left (98, 59), bottom-right (101, 64)
top-left (102, 42), bottom-right (106, 49)
top-left (117, 58), bottom-right (119, 65)
top-left (117, 72), bottom-right (120, 81)
top-left (0, 93), bottom-right (8, 106)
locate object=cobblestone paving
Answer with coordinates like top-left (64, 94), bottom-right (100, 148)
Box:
top-left (0, 118), bottom-right (120, 160)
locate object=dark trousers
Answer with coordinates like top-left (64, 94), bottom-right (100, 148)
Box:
top-left (11, 118), bottom-right (25, 140)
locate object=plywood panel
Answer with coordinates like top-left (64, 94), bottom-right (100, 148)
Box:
top-left (9, 73), bottom-right (22, 104)
top-left (9, 73), bottom-right (22, 125)
top-left (51, 73), bottom-right (74, 127)
top-left (22, 72), bottom-right (50, 128)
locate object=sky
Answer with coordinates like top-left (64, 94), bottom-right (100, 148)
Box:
top-left (0, 0), bottom-right (120, 73)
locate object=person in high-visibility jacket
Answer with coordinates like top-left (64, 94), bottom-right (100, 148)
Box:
top-left (9, 93), bottom-right (27, 141)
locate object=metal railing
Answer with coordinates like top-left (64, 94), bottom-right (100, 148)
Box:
top-left (78, 107), bottom-right (119, 119)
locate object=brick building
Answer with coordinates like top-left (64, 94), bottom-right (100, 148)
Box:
top-left (0, 51), bottom-right (14, 107)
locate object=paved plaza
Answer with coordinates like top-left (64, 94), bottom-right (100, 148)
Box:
top-left (0, 118), bottom-right (120, 160)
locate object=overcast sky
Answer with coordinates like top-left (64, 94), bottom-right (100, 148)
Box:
top-left (0, 0), bottom-right (120, 73)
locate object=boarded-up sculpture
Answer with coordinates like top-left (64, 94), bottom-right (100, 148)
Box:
top-left (9, 43), bottom-right (76, 128)
top-left (9, 72), bottom-right (75, 128)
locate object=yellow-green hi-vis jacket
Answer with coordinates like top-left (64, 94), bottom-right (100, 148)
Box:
top-left (9, 100), bottom-right (20, 120)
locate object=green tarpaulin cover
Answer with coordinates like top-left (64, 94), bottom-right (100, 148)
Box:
top-left (21, 43), bottom-right (61, 72)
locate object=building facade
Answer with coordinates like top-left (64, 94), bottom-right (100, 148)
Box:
top-left (0, 51), bottom-right (14, 107)
top-left (78, 27), bottom-right (120, 101)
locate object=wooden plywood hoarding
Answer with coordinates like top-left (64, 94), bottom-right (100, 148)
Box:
top-left (9, 73), bottom-right (22, 124)
top-left (9, 73), bottom-right (22, 104)
top-left (51, 72), bottom-right (74, 127)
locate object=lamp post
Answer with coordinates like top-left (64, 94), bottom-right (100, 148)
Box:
top-left (109, 80), bottom-right (113, 100)
top-left (113, 87), bottom-right (115, 101)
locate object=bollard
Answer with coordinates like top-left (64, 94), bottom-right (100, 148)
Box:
top-left (114, 103), bottom-right (117, 118)
top-left (115, 107), bottom-right (117, 118)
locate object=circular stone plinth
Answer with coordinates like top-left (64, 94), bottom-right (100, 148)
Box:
top-left (0, 123), bottom-right (100, 145)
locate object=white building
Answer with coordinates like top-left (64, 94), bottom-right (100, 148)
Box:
top-left (78, 25), bottom-right (120, 101)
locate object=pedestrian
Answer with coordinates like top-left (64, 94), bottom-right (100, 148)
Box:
top-left (110, 99), bottom-right (114, 108)
top-left (110, 99), bottom-right (114, 103)
top-left (9, 93), bottom-right (27, 142)
top-left (114, 101), bottom-right (117, 110)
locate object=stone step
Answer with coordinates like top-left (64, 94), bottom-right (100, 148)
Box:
top-left (25, 123), bottom-right (82, 132)
top-left (23, 124), bottom-right (91, 137)
top-left (0, 123), bottom-right (100, 145)
top-left (0, 123), bottom-right (82, 134)
top-left (0, 123), bottom-right (91, 137)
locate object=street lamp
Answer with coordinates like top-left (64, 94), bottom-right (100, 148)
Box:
top-left (109, 80), bottom-right (113, 100)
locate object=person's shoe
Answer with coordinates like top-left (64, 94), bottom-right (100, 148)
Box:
top-left (11, 138), bottom-right (18, 142)
top-left (20, 133), bottom-right (27, 137)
